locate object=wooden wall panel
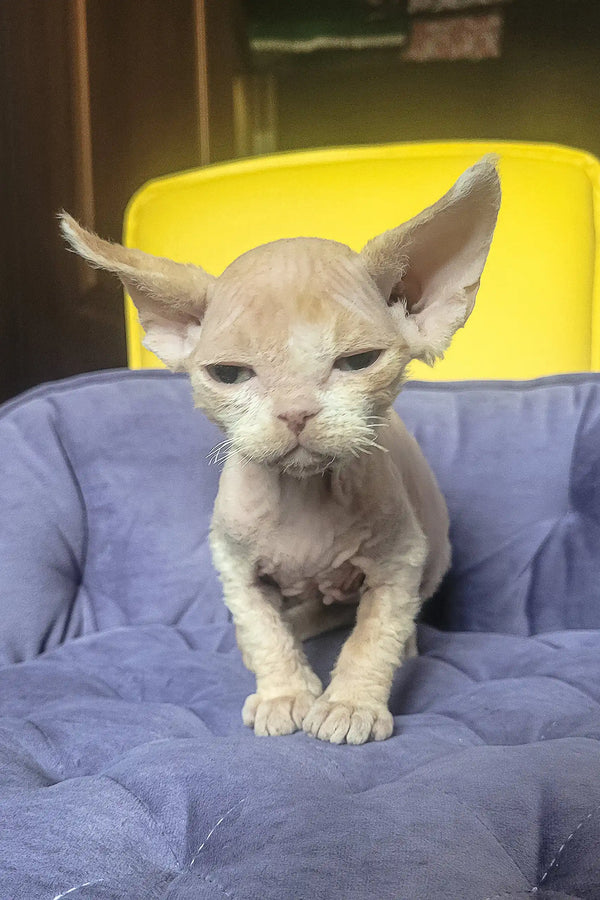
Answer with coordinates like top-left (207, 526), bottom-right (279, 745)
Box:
top-left (0, 2), bottom-right (91, 402)
top-left (0, 0), bottom-right (240, 403)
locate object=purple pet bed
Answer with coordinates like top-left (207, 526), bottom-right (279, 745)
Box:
top-left (0, 369), bottom-right (599, 899)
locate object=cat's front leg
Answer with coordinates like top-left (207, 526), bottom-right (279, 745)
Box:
top-left (303, 551), bottom-right (425, 745)
top-left (211, 531), bottom-right (322, 736)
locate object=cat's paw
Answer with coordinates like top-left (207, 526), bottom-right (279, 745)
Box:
top-left (242, 690), bottom-right (318, 736)
top-left (303, 697), bottom-right (393, 744)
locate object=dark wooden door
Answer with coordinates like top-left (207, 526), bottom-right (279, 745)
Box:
top-left (0, 0), bottom-right (240, 404)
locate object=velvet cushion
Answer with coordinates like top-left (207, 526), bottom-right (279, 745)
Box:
top-left (1, 370), bottom-right (599, 899)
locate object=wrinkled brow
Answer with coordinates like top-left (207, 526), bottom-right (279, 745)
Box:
top-left (203, 252), bottom-right (389, 343)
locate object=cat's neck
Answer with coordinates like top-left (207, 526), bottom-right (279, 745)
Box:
top-left (226, 449), bottom-right (378, 506)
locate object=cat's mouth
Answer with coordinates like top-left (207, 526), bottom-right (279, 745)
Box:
top-left (279, 444), bottom-right (318, 463)
top-left (274, 443), bottom-right (333, 474)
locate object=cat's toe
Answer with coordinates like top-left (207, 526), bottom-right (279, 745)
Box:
top-left (304, 698), bottom-right (393, 744)
top-left (241, 692), bottom-right (260, 727)
top-left (242, 691), bottom-right (316, 736)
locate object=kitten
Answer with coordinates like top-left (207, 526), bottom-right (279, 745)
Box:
top-left (60, 156), bottom-right (500, 744)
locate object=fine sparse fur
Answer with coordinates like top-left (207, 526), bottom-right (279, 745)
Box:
top-left (60, 157), bottom-right (501, 744)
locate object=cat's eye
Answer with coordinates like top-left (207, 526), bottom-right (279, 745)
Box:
top-left (334, 350), bottom-right (382, 372)
top-left (206, 364), bottom-right (255, 384)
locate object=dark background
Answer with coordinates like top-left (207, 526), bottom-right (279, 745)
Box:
top-left (2, 0), bottom-right (599, 403)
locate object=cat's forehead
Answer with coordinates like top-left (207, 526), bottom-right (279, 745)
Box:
top-left (221, 236), bottom-right (356, 275)
top-left (218, 237), bottom-right (381, 301)
top-left (198, 237), bottom-right (392, 356)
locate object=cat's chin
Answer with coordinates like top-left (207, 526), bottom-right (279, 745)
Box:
top-left (271, 445), bottom-right (335, 478)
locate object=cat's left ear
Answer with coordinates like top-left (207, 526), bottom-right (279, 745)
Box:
top-left (60, 214), bottom-right (215, 371)
top-left (360, 155), bottom-right (501, 363)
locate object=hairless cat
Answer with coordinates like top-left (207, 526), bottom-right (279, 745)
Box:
top-left (61, 156), bottom-right (500, 744)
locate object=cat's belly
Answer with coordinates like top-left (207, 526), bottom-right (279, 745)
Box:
top-left (256, 530), bottom-right (368, 606)
top-left (215, 454), bottom-right (385, 606)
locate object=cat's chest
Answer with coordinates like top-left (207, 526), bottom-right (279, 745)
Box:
top-left (255, 497), bottom-right (370, 601)
top-left (217, 465), bottom-right (372, 601)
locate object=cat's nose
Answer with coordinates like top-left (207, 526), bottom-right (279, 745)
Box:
top-left (277, 409), bottom-right (318, 436)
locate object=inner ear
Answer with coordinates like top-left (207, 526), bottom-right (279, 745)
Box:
top-left (388, 268), bottom-right (423, 313)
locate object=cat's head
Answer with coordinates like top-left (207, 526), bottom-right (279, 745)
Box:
top-left (60, 156), bottom-right (500, 476)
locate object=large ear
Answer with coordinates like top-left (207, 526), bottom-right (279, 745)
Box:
top-left (59, 214), bottom-right (215, 371)
top-left (360, 155), bottom-right (501, 364)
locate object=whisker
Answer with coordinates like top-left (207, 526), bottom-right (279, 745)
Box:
top-left (225, 446), bottom-right (244, 467)
top-left (234, 449), bottom-right (253, 470)
top-left (207, 438), bottom-right (233, 465)
top-left (351, 431), bottom-right (391, 459)
top-left (208, 438), bottom-right (230, 452)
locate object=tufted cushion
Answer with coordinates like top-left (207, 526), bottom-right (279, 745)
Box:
top-left (1, 370), bottom-right (599, 899)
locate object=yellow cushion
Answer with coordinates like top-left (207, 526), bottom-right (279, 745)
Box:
top-left (124, 141), bottom-right (600, 380)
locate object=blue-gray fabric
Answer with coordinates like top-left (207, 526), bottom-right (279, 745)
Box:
top-left (1, 369), bottom-right (599, 899)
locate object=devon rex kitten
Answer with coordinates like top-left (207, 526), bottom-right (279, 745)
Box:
top-left (61, 156), bottom-right (500, 745)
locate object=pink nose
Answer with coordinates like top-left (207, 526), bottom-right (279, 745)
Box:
top-left (277, 410), bottom-right (318, 436)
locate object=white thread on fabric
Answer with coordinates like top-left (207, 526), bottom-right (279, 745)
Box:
top-left (535, 805), bottom-right (600, 890)
top-left (479, 804), bottom-right (600, 898)
top-left (52, 881), bottom-right (103, 900)
top-left (189, 797), bottom-right (247, 868)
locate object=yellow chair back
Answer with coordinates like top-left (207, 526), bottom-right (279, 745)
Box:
top-left (124, 141), bottom-right (600, 380)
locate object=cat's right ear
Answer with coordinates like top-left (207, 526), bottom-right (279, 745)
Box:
top-left (60, 214), bottom-right (215, 371)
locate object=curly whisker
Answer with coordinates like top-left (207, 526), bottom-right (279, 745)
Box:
top-left (207, 439), bottom-right (234, 466)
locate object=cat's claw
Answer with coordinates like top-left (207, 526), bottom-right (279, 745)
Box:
top-left (303, 697), bottom-right (393, 744)
top-left (242, 690), bottom-right (318, 736)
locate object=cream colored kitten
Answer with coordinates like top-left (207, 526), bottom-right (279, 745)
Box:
top-left (60, 156), bottom-right (500, 744)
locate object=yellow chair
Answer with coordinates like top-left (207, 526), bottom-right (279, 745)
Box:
top-left (124, 141), bottom-right (600, 380)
